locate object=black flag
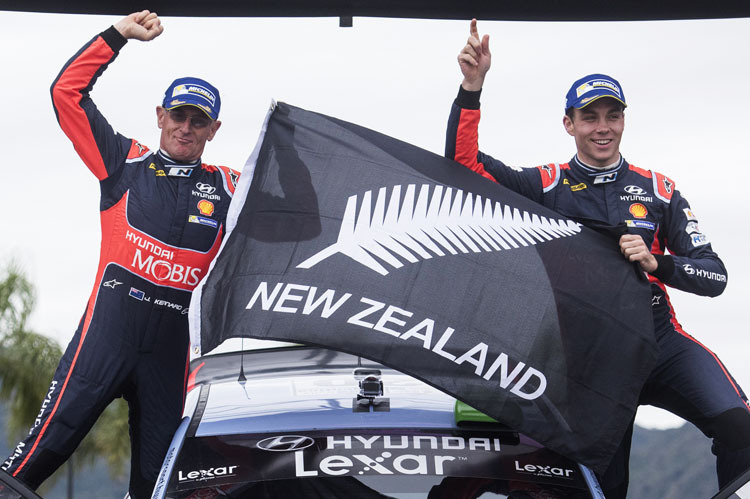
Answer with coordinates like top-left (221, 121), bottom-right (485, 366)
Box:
top-left (190, 102), bottom-right (658, 473)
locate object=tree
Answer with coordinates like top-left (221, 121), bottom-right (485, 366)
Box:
top-left (0, 262), bottom-right (130, 493)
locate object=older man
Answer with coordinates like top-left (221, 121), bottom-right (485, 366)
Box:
top-left (2, 11), bottom-right (239, 498)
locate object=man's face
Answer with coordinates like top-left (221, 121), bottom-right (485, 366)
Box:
top-left (156, 105), bottom-right (221, 162)
top-left (563, 98), bottom-right (624, 167)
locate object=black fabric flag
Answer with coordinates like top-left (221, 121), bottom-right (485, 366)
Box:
top-left (190, 102), bottom-right (658, 473)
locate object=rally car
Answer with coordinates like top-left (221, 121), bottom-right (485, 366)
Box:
top-left (0, 471), bottom-right (42, 499)
top-left (150, 341), bottom-right (605, 498)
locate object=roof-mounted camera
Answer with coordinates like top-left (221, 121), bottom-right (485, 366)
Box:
top-left (353, 368), bottom-right (390, 412)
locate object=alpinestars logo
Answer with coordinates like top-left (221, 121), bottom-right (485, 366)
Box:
top-left (297, 184), bottom-right (581, 275)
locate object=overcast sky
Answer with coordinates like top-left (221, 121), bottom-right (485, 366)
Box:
top-left (1, 11), bottom-right (748, 429)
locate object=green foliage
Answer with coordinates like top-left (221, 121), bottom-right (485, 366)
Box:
top-left (0, 263), bottom-right (34, 336)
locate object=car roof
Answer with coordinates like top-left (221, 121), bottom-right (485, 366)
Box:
top-left (186, 345), bottom-right (496, 437)
top-left (152, 344), bottom-right (601, 499)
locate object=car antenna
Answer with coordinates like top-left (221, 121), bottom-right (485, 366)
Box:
top-left (238, 337), bottom-right (247, 386)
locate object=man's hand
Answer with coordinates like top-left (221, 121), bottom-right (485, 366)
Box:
top-left (619, 234), bottom-right (658, 273)
top-left (114, 10), bottom-right (163, 41)
top-left (457, 19), bottom-right (491, 92)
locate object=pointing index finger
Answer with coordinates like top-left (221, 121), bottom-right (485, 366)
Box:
top-left (470, 18), bottom-right (479, 40)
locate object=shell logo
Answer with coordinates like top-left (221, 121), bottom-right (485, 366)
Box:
top-left (629, 203), bottom-right (648, 219)
top-left (197, 200), bottom-right (215, 216)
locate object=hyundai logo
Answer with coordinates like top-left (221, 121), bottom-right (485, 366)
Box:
top-left (257, 435), bottom-right (315, 452)
top-left (196, 182), bottom-right (217, 194)
top-left (624, 185), bottom-right (646, 195)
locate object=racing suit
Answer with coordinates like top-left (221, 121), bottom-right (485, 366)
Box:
top-left (446, 86), bottom-right (750, 492)
top-left (2, 27), bottom-right (240, 497)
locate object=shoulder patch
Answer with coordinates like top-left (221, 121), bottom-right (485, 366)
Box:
top-left (652, 171), bottom-right (675, 203)
top-left (536, 163), bottom-right (561, 193)
top-left (126, 140), bottom-right (150, 160)
top-left (628, 163), bottom-right (652, 179)
top-left (216, 165), bottom-right (240, 195)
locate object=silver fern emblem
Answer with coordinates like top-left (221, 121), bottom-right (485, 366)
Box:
top-left (297, 184), bottom-right (581, 276)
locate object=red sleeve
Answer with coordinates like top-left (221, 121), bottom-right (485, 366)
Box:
top-left (50, 27), bottom-right (130, 181)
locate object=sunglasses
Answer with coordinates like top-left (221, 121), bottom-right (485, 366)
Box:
top-left (166, 108), bottom-right (213, 129)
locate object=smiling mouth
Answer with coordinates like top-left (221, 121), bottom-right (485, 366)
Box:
top-left (593, 139), bottom-right (612, 146)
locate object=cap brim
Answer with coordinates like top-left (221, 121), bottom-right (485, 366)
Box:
top-left (163, 102), bottom-right (217, 120)
top-left (576, 94), bottom-right (627, 109)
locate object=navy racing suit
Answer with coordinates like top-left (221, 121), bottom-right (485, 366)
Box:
top-left (2, 26), bottom-right (240, 498)
top-left (446, 86), bottom-right (750, 492)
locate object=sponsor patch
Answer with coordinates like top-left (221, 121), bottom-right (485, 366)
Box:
top-left (683, 208), bottom-right (698, 221)
top-left (196, 182), bottom-right (216, 194)
top-left (192, 185), bottom-right (221, 200)
top-left (197, 200), bottom-right (215, 216)
top-left (168, 167), bottom-right (193, 177)
top-left (576, 79), bottom-right (622, 99)
top-left (628, 203), bottom-right (648, 219)
top-left (691, 233), bottom-right (709, 247)
top-left (685, 221), bottom-right (701, 234)
top-left (228, 169), bottom-right (240, 187)
top-left (593, 172), bottom-right (617, 184)
top-left (661, 177), bottom-right (674, 194)
top-left (149, 162), bottom-right (166, 177)
top-left (178, 466), bottom-right (239, 484)
top-left (620, 195), bottom-right (654, 203)
top-left (514, 460), bottom-right (575, 479)
top-left (570, 182), bottom-right (587, 192)
top-left (189, 214), bottom-right (219, 228)
top-left (172, 83), bottom-right (216, 106)
top-left (625, 220), bottom-right (656, 230)
top-left (624, 185), bottom-right (646, 195)
top-left (683, 264), bottom-right (726, 282)
top-left (103, 279), bottom-right (122, 289)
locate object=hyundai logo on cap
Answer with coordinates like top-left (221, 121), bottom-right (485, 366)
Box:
top-left (162, 76), bottom-right (221, 120)
top-left (565, 74), bottom-right (626, 110)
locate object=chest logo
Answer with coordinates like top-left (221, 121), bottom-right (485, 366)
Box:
top-left (168, 167), bottom-right (193, 177)
top-left (103, 279), bottom-right (122, 289)
top-left (197, 200), bottom-right (215, 216)
top-left (625, 220), bottom-right (656, 230)
top-left (593, 172), bottom-right (617, 184)
top-left (196, 182), bottom-right (216, 194)
top-left (624, 185), bottom-right (646, 195)
top-left (149, 163), bottom-right (166, 177)
top-left (628, 203), bottom-right (648, 219)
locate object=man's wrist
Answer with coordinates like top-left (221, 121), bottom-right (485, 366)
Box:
top-left (649, 254), bottom-right (675, 281)
top-left (455, 85), bottom-right (482, 110)
top-left (102, 25), bottom-right (128, 52)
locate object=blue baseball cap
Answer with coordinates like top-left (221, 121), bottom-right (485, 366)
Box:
top-left (565, 74), bottom-right (626, 110)
top-left (162, 77), bottom-right (221, 120)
